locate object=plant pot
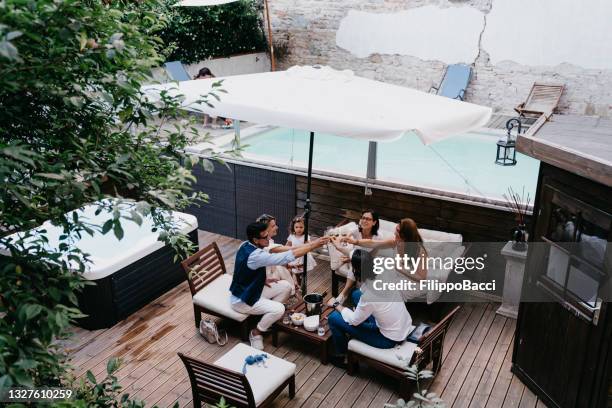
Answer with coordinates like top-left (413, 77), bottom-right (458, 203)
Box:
top-left (512, 224), bottom-right (528, 251)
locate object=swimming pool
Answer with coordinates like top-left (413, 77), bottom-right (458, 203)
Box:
top-left (228, 126), bottom-right (539, 204)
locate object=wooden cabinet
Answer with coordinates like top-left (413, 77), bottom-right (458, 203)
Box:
top-left (512, 163), bottom-right (612, 408)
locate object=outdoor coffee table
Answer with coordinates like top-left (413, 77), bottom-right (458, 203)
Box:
top-left (272, 300), bottom-right (334, 364)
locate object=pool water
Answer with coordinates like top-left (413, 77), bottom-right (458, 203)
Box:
top-left (239, 127), bottom-right (539, 202)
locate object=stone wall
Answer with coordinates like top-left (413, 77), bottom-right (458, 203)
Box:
top-left (269, 0), bottom-right (612, 117)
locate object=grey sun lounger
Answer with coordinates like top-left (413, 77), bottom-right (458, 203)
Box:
top-left (430, 63), bottom-right (472, 101)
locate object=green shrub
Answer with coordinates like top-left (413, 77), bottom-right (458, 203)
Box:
top-left (159, 0), bottom-right (268, 64)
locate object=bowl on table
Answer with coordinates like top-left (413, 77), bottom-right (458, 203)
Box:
top-left (290, 312), bottom-right (306, 326)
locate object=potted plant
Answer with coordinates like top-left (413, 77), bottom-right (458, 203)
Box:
top-left (503, 187), bottom-right (531, 251)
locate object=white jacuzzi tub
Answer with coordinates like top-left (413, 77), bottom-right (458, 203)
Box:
top-left (1, 202), bottom-right (198, 329)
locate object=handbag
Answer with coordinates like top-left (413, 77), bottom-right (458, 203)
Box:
top-left (199, 318), bottom-right (228, 346)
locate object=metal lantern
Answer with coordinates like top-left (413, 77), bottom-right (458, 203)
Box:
top-left (495, 118), bottom-right (522, 166)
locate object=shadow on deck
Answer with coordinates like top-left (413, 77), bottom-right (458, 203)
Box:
top-left (65, 230), bottom-right (546, 408)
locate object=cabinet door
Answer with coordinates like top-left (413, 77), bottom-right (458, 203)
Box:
top-left (513, 176), bottom-right (611, 408)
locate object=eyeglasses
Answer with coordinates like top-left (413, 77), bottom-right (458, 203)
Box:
top-left (257, 234), bottom-right (270, 240)
top-left (361, 216), bottom-right (374, 221)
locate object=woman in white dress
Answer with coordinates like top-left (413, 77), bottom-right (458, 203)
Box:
top-left (331, 210), bottom-right (383, 304)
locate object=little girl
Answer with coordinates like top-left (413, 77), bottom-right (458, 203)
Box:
top-left (285, 216), bottom-right (317, 286)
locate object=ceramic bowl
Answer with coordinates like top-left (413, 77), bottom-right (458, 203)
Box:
top-left (290, 312), bottom-right (306, 326)
top-left (303, 315), bottom-right (320, 332)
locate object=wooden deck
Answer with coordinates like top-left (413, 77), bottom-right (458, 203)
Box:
top-left (65, 231), bottom-right (548, 408)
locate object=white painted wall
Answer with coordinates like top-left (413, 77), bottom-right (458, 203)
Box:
top-left (185, 52), bottom-right (271, 78)
top-left (483, 0), bottom-right (612, 69)
top-left (271, 0), bottom-right (612, 117)
top-left (152, 52), bottom-right (271, 83)
top-left (336, 5), bottom-right (483, 63)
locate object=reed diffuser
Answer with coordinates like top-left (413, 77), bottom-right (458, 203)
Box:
top-left (503, 186), bottom-right (531, 251)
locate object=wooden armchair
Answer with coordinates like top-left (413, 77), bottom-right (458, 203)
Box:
top-left (347, 306), bottom-right (461, 400)
top-left (181, 242), bottom-right (250, 340)
top-left (178, 345), bottom-right (296, 408)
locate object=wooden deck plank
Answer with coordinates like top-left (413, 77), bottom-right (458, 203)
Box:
top-left (429, 303), bottom-right (489, 396)
top-left (468, 318), bottom-right (515, 408)
top-left (64, 230), bottom-right (534, 408)
top-left (517, 383), bottom-right (538, 408)
top-left (299, 366), bottom-right (346, 408)
top-left (484, 329), bottom-right (516, 408)
top-left (68, 283), bottom-right (192, 368)
top-left (502, 375), bottom-right (526, 408)
top-left (73, 286), bottom-right (194, 378)
top-left (452, 313), bottom-right (507, 407)
top-left (440, 304), bottom-right (497, 406)
top-left (281, 359), bottom-right (334, 408)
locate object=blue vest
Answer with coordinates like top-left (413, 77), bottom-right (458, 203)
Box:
top-left (230, 242), bottom-right (267, 306)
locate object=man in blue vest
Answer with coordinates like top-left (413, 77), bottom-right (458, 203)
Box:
top-left (230, 222), bottom-right (329, 349)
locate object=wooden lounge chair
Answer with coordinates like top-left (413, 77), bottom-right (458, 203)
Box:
top-left (179, 344), bottom-right (296, 407)
top-left (181, 242), bottom-right (250, 340)
top-left (515, 83), bottom-right (565, 119)
top-left (164, 61), bottom-right (191, 82)
top-left (429, 64), bottom-right (472, 101)
top-left (347, 306), bottom-right (461, 400)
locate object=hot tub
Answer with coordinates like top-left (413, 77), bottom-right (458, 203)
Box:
top-left (1, 202), bottom-right (198, 330)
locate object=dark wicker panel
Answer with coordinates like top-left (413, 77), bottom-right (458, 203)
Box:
top-left (235, 164), bottom-right (296, 243)
top-left (187, 162), bottom-right (236, 238)
top-left (76, 230), bottom-right (197, 330)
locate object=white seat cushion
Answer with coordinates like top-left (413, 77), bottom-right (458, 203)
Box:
top-left (214, 343), bottom-right (296, 405)
top-left (419, 228), bottom-right (462, 243)
top-left (192, 274), bottom-right (248, 322)
top-left (379, 218), bottom-right (463, 243)
top-left (376, 219), bottom-right (395, 239)
top-left (327, 222), bottom-right (357, 271)
top-left (348, 339), bottom-right (417, 369)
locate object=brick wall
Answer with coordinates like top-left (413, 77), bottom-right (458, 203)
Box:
top-left (269, 0), bottom-right (612, 117)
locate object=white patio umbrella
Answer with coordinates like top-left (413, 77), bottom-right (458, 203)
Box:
top-left (144, 65), bottom-right (492, 292)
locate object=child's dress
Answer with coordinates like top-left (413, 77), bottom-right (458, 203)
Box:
top-left (287, 234), bottom-right (317, 273)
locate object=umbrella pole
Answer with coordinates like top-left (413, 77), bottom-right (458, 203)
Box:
top-left (302, 131), bottom-right (314, 295)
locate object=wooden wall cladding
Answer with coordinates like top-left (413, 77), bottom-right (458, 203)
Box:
top-left (296, 176), bottom-right (528, 242)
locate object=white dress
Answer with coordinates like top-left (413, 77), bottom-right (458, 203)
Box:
top-left (287, 234), bottom-right (316, 273)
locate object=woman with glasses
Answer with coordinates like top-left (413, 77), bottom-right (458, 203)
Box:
top-left (330, 210), bottom-right (382, 305)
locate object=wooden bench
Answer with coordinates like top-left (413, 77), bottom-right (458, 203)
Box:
top-left (181, 242), bottom-right (250, 340)
top-left (347, 306), bottom-right (461, 400)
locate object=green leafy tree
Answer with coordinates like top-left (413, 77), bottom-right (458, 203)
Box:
top-left (158, 0), bottom-right (268, 63)
top-left (0, 0), bottom-right (238, 405)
